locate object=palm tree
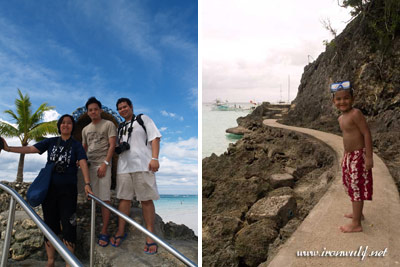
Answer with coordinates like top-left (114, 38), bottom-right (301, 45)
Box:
top-left (0, 89), bottom-right (58, 182)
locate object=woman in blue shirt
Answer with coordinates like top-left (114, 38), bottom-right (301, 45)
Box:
top-left (2, 114), bottom-right (93, 267)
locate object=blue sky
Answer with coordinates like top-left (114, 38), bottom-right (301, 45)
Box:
top-left (0, 0), bottom-right (198, 194)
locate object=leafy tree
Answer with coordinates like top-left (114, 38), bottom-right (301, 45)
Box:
top-left (0, 89), bottom-right (58, 182)
top-left (338, 0), bottom-right (370, 17)
top-left (338, 0), bottom-right (400, 54)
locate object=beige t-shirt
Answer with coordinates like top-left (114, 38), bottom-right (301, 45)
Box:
top-left (82, 119), bottom-right (117, 164)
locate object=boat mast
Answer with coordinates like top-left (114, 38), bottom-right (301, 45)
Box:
top-left (288, 75), bottom-right (290, 104)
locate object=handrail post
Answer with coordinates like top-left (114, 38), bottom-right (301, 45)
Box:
top-left (90, 198), bottom-right (95, 267)
top-left (0, 183), bottom-right (83, 267)
top-left (1, 197), bottom-right (16, 267)
top-left (88, 194), bottom-right (197, 267)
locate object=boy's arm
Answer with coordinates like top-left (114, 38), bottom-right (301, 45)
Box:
top-left (353, 109), bottom-right (373, 169)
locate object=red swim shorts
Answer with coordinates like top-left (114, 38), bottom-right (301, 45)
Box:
top-left (342, 148), bottom-right (373, 202)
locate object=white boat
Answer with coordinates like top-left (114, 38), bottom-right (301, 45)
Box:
top-left (212, 99), bottom-right (230, 111)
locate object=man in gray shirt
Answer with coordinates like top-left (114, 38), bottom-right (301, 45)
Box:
top-left (82, 97), bottom-right (117, 247)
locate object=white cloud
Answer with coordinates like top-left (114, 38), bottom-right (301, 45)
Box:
top-left (188, 87), bottom-right (198, 109)
top-left (0, 117), bottom-right (55, 182)
top-left (161, 137), bottom-right (197, 160)
top-left (155, 137), bottom-right (198, 191)
top-left (0, 136), bottom-right (47, 182)
top-left (73, 0), bottom-right (161, 64)
top-left (0, 118), bottom-right (17, 128)
top-left (0, 16), bottom-right (112, 111)
top-left (160, 110), bottom-right (184, 121)
top-left (202, 0), bottom-right (352, 103)
top-left (159, 127), bottom-right (167, 132)
top-left (43, 110), bottom-right (61, 122)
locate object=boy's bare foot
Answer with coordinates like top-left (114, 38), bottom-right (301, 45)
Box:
top-left (339, 223), bottom-right (362, 233)
top-left (344, 213), bottom-right (364, 220)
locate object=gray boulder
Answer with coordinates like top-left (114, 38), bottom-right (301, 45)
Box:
top-left (235, 219), bottom-right (278, 266)
top-left (246, 194), bottom-right (296, 227)
top-left (270, 173), bottom-right (294, 188)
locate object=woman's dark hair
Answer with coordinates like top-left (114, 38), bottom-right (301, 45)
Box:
top-left (85, 97), bottom-right (102, 110)
top-left (116, 97), bottom-right (133, 109)
top-left (57, 114), bottom-right (75, 134)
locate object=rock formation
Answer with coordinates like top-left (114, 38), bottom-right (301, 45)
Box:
top-left (282, 0), bottom-right (400, 191)
top-left (202, 120), bottom-right (335, 266)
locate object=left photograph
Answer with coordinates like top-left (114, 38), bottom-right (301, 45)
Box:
top-left (0, 1), bottom-right (198, 266)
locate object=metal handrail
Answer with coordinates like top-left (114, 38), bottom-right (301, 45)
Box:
top-left (0, 183), bottom-right (82, 267)
top-left (88, 193), bottom-right (197, 267)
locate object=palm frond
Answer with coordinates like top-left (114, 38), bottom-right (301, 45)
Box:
top-left (4, 110), bottom-right (19, 123)
top-left (15, 89), bottom-right (32, 133)
top-left (30, 103), bottom-right (55, 126)
top-left (29, 121), bottom-right (58, 142)
top-left (0, 122), bottom-right (19, 137)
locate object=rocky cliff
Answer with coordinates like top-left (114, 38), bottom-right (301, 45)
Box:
top-left (282, 0), bottom-right (400, 190)
top-left (203, 106), bottom-right (335, 266)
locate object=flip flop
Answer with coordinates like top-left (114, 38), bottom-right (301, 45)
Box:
top-left (144, 242), bottom-right (158, 255)
top-left (111, 233), bottom-right (127, 247)
top-left (97, 234), bottom-right (110, 247)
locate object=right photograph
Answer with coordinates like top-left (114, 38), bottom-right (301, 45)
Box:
top-left (202, 0), bottom-right (400, 266)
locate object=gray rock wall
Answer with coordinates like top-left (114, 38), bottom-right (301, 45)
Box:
top-left (202, 125), bottom-right (335, 266)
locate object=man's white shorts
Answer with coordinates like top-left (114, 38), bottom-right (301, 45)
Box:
top-left (116, 172), bottom-right (160, 201)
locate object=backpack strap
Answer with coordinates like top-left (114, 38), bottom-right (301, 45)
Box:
top-left (135, 114), bottom-right (148, 145)
top-left (118, 114), bottom-right (148, 145)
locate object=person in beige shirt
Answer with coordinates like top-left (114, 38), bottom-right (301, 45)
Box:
top-left (82, 97), bottom-right (117, 247)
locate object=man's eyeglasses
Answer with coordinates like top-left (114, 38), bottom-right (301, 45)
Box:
top-left (330, 81), bottom-right (351, 93)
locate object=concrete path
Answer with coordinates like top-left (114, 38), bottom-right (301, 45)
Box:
top-left (263, 119), bottom-right (400, 267)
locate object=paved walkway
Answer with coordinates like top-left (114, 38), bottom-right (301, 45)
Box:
top-left (263, 119), bottom-right (400, 267)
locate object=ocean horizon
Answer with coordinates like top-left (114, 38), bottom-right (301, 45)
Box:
top-left (154, 194), bottom-right (198, 235)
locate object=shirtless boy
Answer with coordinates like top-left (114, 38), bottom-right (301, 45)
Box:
top-left (331, 81), bottom-right (373, 233)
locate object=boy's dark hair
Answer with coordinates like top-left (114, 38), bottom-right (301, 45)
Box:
top-left (116, 97), bottom-right (133, 109)
top-left (332, 88), bottom-right (354, 98)
top-left (85, 97), bottom-right (102, 109)
top-left (57, 114), bottom-right (75, 134)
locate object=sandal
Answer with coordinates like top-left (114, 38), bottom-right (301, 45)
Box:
top-left (97, 234), bottom-right (110, 247)
top-left (144, 242), bottom-right (158, 255)
top-left (111, 233), bottom-right (127, 247)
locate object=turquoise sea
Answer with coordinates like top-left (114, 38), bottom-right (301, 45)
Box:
top-left (154, 194), bottom-right (198, 235)
top-left (202, 103), bottom-right (252, 158)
